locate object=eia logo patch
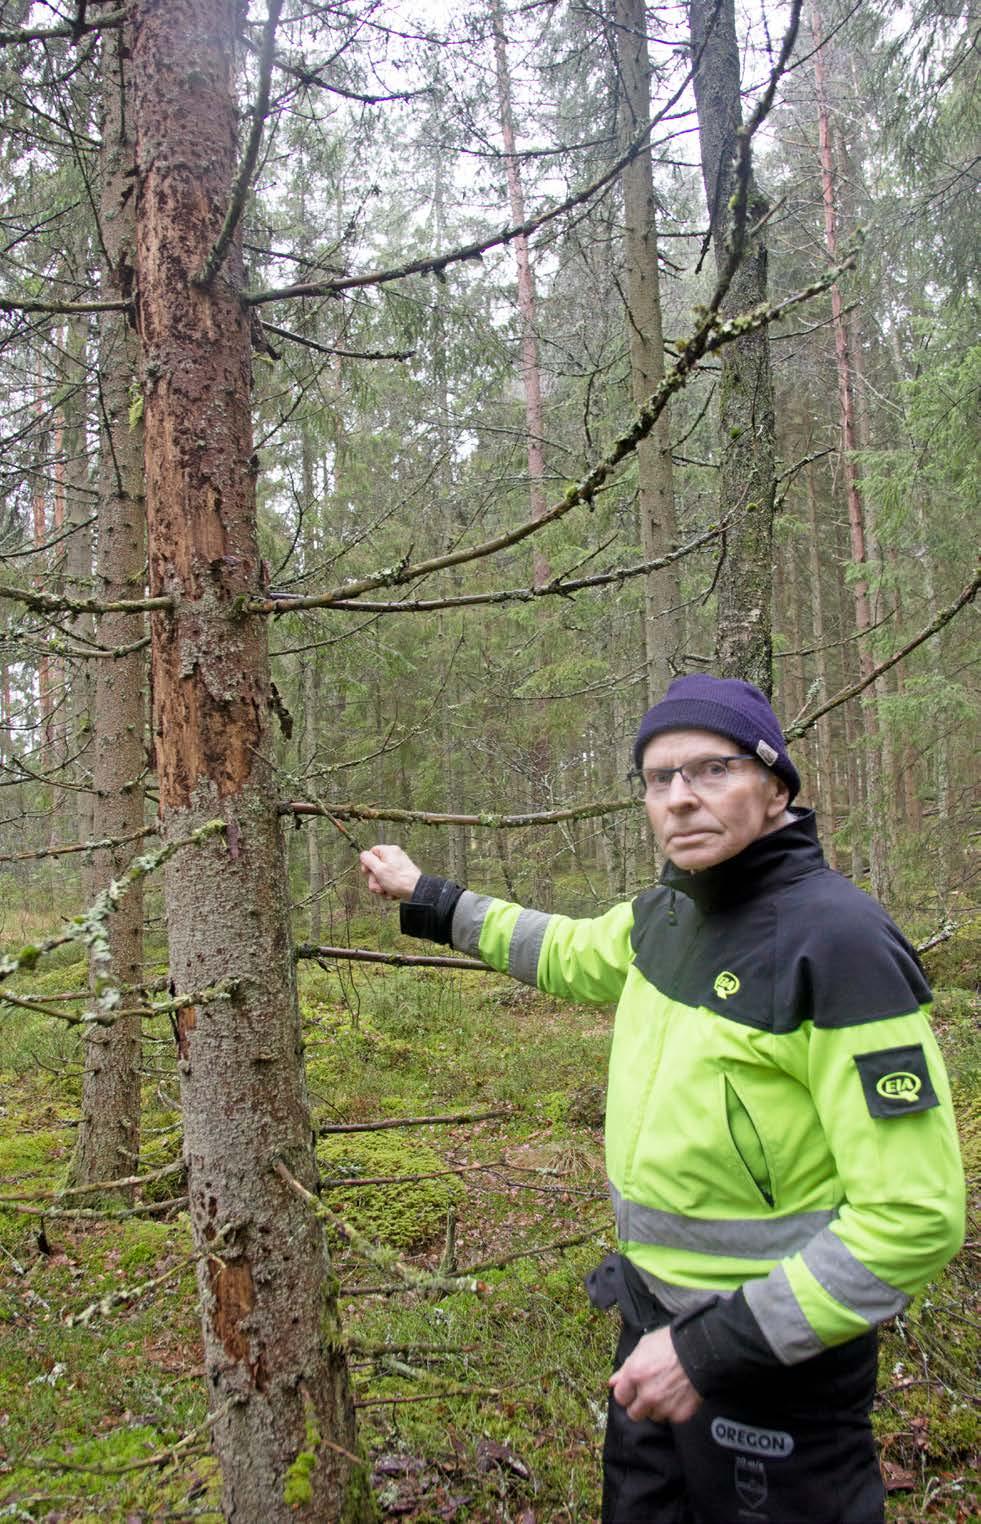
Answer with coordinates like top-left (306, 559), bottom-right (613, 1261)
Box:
top-left (854, 1045), bottom-right (939, 1119)
top-left (876, 1071), bottom-right (921, 1102)
top-left (714, 971), bottom-right (740, 1000)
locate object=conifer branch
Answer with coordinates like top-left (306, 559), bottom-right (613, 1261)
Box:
top-left (273, 1159), bottom-right (485, 1296)
top-left (0, 581), bottom-right (172, 617)
top-left (784, 569), bottom-right (980, 740)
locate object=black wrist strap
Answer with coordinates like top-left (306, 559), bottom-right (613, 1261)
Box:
top-left (399, 875), bottom-right (465, 946)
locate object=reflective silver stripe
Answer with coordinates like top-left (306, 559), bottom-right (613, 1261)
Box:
top-left (508, 907), bottom-right (552, 986)
top-left (744, 1264), bottom-right (823, 1364)
top-left (451, 891), bottom-right (494, 957)
top-left (802, 1229), bottom-right (909, 1322)
top-left (611, 1183), bottom-right (835, 1259)
top-left (634, 1262), bottom-right (731, 1317)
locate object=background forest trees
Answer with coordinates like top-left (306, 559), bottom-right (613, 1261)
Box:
top-left (0, 0), bottom-right (976, 1518)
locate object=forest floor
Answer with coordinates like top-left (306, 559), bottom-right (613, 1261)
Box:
top-left (0, 921), bottom-right (977, 1522)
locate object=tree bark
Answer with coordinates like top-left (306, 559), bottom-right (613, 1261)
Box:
top-left (67, 28), bottom-right (147, 1200)
top-left (131, 1), bottom-right (361, 1516)
top-left (690, 0), bottom-right (776, 692)
top-left (615, 0), bottom-right (681, 700)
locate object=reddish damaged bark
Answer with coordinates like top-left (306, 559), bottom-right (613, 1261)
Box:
top-left (131, 2), bottom-right (359, 1518)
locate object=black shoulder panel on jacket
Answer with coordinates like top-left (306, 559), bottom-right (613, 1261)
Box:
top-left (628, 864), bottom-right (930, 1034)
top-left (778, 871), bottom-right (931, 1030)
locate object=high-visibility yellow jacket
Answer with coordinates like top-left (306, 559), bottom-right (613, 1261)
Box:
top-left (402, 812), bottom-right (965, 1389)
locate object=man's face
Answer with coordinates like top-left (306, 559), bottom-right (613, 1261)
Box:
top-left (641, 727), bottom-right (790, 872)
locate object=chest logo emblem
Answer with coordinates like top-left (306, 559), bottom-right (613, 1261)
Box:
top-left (714, 971), bottom-right (740, 1000)
top-left (875, 1071), bottom-right (922, 1102)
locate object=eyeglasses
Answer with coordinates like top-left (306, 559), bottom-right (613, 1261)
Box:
top-left (627, 755), bottom-right (757, 798)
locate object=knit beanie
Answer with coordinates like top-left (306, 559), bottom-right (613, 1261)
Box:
top-left (633, 675), bottom-right (801, 801)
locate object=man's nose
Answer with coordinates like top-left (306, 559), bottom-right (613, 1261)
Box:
top-left (666, 769), bottom-right (698, 803)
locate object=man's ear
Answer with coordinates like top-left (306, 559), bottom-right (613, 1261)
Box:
top-left (765, 775), bottom-right (791, 819)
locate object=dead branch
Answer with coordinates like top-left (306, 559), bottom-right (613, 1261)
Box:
top-left (317, 1109), bottom-right (512, 1135)
top-left (245, 51), bottom-right (699, 308)
top-left (266, 518), bottom-right (725, 615)
top-left (252, 253), bottom-right (855, 617)
top-left (273, 1159), bottom-right (485, 1296)
top-left (27, 1394), bottom-right (243, 1476)
top-left (296, 944), bottom-right (489, 971)
top-left (321, 1162), bottom-right (498, 1189)
top-left (0, 581), bottom-right (172, 617)
top-left (0, 9), bottom-right (126, 45)
top-left (284, 797), bottom-right (636, 830)
top-left (2, 1195), bottom-right (188, 1220)
top-left (784, 569), bottom-right (979, 740)
top-left (0, 824), bottom-right (157, 864)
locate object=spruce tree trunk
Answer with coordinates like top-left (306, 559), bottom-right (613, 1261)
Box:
top-left (131, 1), bottom-right (360, 1516)
top-left (615, 0), bottom-right (681, 699)
top-left (68, 31), bottom-right (146, 1198)
top-left (690, 0), bottom-right (776, 692)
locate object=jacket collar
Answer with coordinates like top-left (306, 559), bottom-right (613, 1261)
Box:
top-left (660, 808), bottom-right (825, 914)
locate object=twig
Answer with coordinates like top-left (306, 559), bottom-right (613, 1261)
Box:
top-left (264, 518), bottom-right (726, 616)
top-left (321, 1162), bottom-right (498, 1189)
top-left (784, 570), bottom-right (980, 740)
top-left (317, 1109), bottom-right (511, 1135)
top-left (251, 254), bottom-right (856, 616)
top-left (273, 1160), bottom-right (483, 1296)
top-left (0, 581), bottom-right (171, 617)
top-left (27, 1394), bottom-right (243, 1476)
top-left (296, 944), bottom-right (489, 972)
top-left (0, 824), bottom-right (157, 865)
top-left (285, 797), bottom-right (637, 830)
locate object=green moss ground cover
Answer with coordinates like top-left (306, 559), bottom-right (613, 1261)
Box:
top-left (0, 951), bottom-right (976, 1520)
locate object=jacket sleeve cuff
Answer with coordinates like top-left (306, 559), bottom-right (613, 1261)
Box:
top-left (399, 875), bottom-right (465, 946)
top-left (671, 1289), bottom-right (780, 1397)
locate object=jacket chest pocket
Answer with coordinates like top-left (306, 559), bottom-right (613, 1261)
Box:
top-left (723, 1076), bottom-right (774, 1207)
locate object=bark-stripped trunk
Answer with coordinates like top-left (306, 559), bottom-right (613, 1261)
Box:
top-left (615, 0), bottom-right (681, 699)
top-left (67, 33), bottom-right (146, 1196)
top-left (131, 2), bottom-right (359, 1516)
top-left (690, 0), bottom-right (776, 692)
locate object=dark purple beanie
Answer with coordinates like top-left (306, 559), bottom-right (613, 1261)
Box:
top-left (633, 675), bottom-right (800, 801)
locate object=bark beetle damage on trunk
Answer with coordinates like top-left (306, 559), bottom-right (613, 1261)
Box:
top-left (176, 1003), bottom-right (196, 1062)
top-left (132, 2), bottom-right (359, 1515)
top-left (208, 1256), bottom-right (265, 1386)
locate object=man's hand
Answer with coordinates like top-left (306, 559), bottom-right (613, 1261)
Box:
top-left (608, 1327), bottom-right (702, 1424)
top-left (359, 844), bottom-right (423, 902)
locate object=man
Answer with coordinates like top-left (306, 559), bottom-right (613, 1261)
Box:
top-left (360, 674), bottom-right (965, 1524)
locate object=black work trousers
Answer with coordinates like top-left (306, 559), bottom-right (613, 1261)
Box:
top-left (601, 1283), bottom-right (884, 1524)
